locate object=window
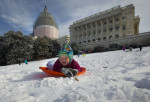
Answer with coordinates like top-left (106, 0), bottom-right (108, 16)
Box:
top-left (115, 34), bottom-right (119, 38)
top-left (99, 30), bottom-right (101, 33)
top-left (116, 26), bottom-right (119, 30)
top-left (109, 20), bottom-right (112, 23)
top-left (89, 33), bottom-right (91, 36)
top-left (93, 39), bottom-right (95, 42)
top-left (122, 16), bottom-right (125, 19)
top-left (104, 29), bottom-right (107, 32)
top-left (99, 23), bottom-right (101, 26)
top-left (79, 42), bottom-right (81, 44)
top-left (116, 18), bottom-right (119, 21)
top-left (98, 38), bottom-right (101, 41)
top-left (109, 28), bottom-right (113, 31)
top-left (104, 22), bottom-right (107, 24)
top-left (123, 25), bottom-right (126, 30)
top-left (109, 35), bottom-right (112, 39)
top-left (103, 37), bottom-right (106, 40)
top-left (93, 24), bottom-right (95, 27)
top-left (88, 40), bottom-right (90, 42)
top-left (93, 31), bottom-right (96, 35)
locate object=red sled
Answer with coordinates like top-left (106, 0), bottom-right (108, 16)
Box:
top-left (39, 67), bottom-right (86, 77)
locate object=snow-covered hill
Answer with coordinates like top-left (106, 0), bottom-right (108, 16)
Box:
top-left (0, 47), bottom-right (150, 102)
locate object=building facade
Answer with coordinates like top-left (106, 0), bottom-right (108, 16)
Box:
top-left (33, 6), bottom-right (59, 39)
top-left (69, 4), bottom-right (140, 50)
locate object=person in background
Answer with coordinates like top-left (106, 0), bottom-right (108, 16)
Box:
top-left (139, 45), bottom-right (142, 51)
top-left (18, 60), bottom-right (21, 65)
top-left (89, 50), bottom-right (92, 53)
top-left (25, 59), bottom-right (28, 64)
top-left (122, 45), bottom-right (126, 51)
top-left (18, 58), bottom-right (21, 65)
top-left (83, 51), bottom-right (86, 57)
top-left (129, 47), bottom-right (132, 52)
top-left (78, 52), bottom-right (80, 57)
top-left (53, 44), bottom-right (82, 77)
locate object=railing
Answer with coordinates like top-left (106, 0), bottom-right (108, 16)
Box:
top-left (73, 5), bottom-right (121, 24)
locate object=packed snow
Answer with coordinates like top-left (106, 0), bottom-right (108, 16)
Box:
top-left (0, 47), bottom-right (150, 102)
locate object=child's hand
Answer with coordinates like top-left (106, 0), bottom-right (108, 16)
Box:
top-left (62, 68), bottom-right (78, 77)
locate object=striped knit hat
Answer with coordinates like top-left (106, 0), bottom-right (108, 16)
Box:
top-left (58, 44), bottom-right (73, 63)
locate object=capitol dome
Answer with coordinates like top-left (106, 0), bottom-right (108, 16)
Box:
top-left (33, 6), bottom-right (59, 39)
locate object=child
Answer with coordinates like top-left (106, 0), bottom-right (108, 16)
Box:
top-left (53, 44), bottom-right (82, 77)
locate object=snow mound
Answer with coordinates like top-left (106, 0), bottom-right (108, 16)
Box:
top-left (134, 76), bottom-right (150, 90)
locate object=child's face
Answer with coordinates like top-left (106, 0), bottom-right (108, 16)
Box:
top-left (59, 55), bottom-right (70, 66)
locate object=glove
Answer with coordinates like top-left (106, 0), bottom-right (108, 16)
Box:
top-left (62, 68), bottom-right (79, 77)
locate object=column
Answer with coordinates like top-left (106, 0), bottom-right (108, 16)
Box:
top-left (119, 14), bottom-right (122, 36)
top-left (77, 27), bottom-right (79, 40)
top-left (81, 25), bottom-right (83, 39)
top-left (86, 24), bottom-right (88, 39)
top-left (112, 16), bottom-right (115, 34)
top-left (101, 19), bottom-right (103, 34)
top-left (95, 21), bottom-right (98, 36)
top-left (106, 17), bottom-right (109, 34)
top-left (90, 23), bottom-right (92, 37)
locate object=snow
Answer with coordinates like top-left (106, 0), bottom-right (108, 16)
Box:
top-left (0, 47), bottom-right (150, 102)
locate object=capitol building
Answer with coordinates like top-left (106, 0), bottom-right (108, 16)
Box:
top-left (69, 4), bottom-right (144, 50)
top-left (33, 6), bottom-right (59, 39)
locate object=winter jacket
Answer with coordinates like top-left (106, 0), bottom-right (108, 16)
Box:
top-left (25, 60), bottom-right (28, 64)
top-left (53, 59), bottom-right (82, 73)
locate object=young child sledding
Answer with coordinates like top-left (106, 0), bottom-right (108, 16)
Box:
top-left (53, 44), bottom-right (82, 77)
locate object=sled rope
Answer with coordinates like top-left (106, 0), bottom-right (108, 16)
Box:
top-left (75, 77), bottom-right (79, 81)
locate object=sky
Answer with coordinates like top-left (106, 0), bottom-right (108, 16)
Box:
top-left (0, 46), bottom-right (150, 102)
top-left (0, 0), bottom-right (150, 37)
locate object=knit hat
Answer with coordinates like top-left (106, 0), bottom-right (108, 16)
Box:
top-left (58, 44), bottom-right (73, 63)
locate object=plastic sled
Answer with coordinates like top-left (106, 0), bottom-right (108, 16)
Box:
top-left (39, 67), bottom-right (86, 77)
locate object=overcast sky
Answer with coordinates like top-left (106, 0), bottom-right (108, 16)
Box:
top-left (0, 0), bottom-right (150, 37)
